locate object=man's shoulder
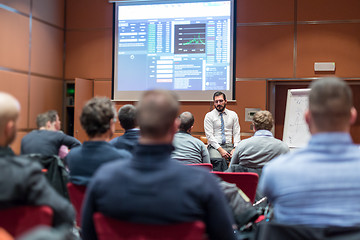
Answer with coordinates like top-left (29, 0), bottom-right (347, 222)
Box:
top-left (96, 141), bottom-right (132, 157)
top-left (175, 133), bottom-right (205, 146)
top-left (224, 108), bottom-right (238, 117)
top-left (1, 155), bottom-right (42, 171)
top-left (205, 109), bottom-right (217, 118)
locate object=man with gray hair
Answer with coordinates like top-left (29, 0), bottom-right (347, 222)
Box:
top-left (0, 92), bottom-right (75, 227)
top-left (110, 104), bottom-right (140, 152)
top-left (82, 90), bottom-right (236, 240)
top-left (259, 78), bottom-right (360, 227)
top-left (172, 111), bottom-right (210, 164)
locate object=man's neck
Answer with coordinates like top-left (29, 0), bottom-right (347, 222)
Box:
top-left (139, 135), bottom-right (173, 145)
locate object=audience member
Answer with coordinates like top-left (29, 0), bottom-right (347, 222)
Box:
top-left (228, 110), bottom-right (289, 175)
top-left (109, 104), bottom-right (140, 152)
top-left (0, 92), bottom-right (75, 227)
top-left (171, 111), bottom-right (210, 164)
top-left (47, 110), bottom-right (61, 131)
top-left (65, 97), bottom-right (131, 186)
top-left (82, 90), bottom-right (236, 240)
top-left (204, 91), bottom-right (240, 164)
top-left (46, 110), bottom-right (70, 158)
top-left (259, 78), bottom-right (360, 227)
top-left (20, 111), bottom-right (81, 156)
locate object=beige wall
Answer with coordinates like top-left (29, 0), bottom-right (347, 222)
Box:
top-left (0, 0), bottom-right (65, 153)
top-left (1, 0), bottom-right (360, 152)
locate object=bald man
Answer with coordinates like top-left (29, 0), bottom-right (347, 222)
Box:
top-left (171, 111), bottom-right (210, 164)
top-left (0, 92), bottom-right (75, 227)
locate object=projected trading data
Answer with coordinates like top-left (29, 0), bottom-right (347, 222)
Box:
top-left (174, 24), bottom-right (206, 54)
top-left (114, 0), bottom-right (232, 93)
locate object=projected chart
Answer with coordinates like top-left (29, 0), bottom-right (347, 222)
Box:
top-left (174, 24), bottom-right (206, 54)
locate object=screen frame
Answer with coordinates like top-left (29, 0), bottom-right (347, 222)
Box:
top-left (111, 0), bottom-right (237, 102)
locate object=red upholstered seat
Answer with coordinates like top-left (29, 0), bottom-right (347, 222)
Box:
top-left (212, 171), bottom-right (259, 203)
top-left (93, 212), bottom-right (207, 240)
top-left (0, 205), bottom-right (53, 237)
top-left (67, 182), bottom-right (86, 227)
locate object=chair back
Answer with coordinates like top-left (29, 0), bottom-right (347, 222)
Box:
top-left (93, 212), bottom-right (207, 240)
top-left (186, 163), bottom-right (213, 171)
top-left (67, 182), bottom-right (87, 227)
top-left (0, 205), bottom-right (53, 237)
top-left (212, 172), bottom-right (259, 203)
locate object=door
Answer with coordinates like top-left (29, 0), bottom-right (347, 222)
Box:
top-left (74, 78), bottom-right (94, 142)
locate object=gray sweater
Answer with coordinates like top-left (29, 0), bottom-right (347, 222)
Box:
top-left (171, 132), bottom-right (210, 164)
top-left (229, 130), bottom-right (289, 169)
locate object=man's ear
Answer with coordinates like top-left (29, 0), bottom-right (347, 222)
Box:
top-left (304, 109), bottom-right (311, 126)
top-left (5, 120), bottom-right (14, 136)
top-left (46, 121), bottom-right (52, 129)
top-left (174, 117), bottom-right (180, 131)
top-left (350, 107), bottom-right (357, 125)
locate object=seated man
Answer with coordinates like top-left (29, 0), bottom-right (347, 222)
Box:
top-left (171, 111), bottom-right (210, 164)
top-left (228, 110), bottom-right (289, 175)
top-left (259, 78), bottom-right (360, 227)
top-left (20, 111), bottom-right (81, 156)
top-left (82, 90), bottom-right (236, 240)
top-left (0, 92), bottom-right (75, 227)
top-left (66, 97), bottom-right (131, 186)
top-left (204, 91), bottom-right (241, 170)
top-left (109, 104), bottom-right (140, 152)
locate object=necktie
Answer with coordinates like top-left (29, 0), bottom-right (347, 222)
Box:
top-left (220, 112), bottom-right (226, 145)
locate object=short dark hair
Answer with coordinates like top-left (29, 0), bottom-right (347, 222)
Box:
top-left (118, 104), bottom-right (137, 130)
top-left (213, 91), bottom-right (226, 101)
top-left (36, 113), bottom-right (49, 128)
top-left (80, 97), bottom-right (116, 138)
top-left (179, 112), bottom-right (194, 132)
top-left (136, 90), bottom-right (179, 138)
top-left (309, 77), bottom-right (353, 131)
top-left (47, 110), bottom-right (58, 123)
top-left (252, 110), bottom-right (273, 131)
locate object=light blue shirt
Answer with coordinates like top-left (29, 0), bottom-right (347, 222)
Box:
top-left (259, 132), bottom-right (360, 227)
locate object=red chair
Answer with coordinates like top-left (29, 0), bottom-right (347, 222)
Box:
top-left (67, 182), bottom-right (87, 227)
top-left (212, 172), bottom-right (259, 203)
top-left (0, 205), bottom-right (53, 237)
top-left (186, 163), bottom-right (213, 171)
top-left (93, 212), bottom-right (207, 240)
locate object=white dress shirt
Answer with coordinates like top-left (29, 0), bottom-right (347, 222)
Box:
top-left (204, 108), bottom-right (241, 150)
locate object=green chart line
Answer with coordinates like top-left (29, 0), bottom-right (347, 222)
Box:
top-left (183, 34), bottom-right (205, 45)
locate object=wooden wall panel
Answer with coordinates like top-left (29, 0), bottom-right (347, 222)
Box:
top-left (0, 70), bottom-right (29, 129)
top-left (0, 9), bottom-right (29, 71)
top-left (29, 77), bottom-right (63, 129)
top-left (236, 80), bottom-right (267, 134)
top-left (74, 78), bottom-right (94, 142)
top-left (236, 25), bottom-right (294, 78)
top-left (298, 0), bottom-right (360, 21)
top-left (10, 131), bottom-right (27, 155)
top-left (237, 0), bottom-right (294, 23)
top-left (65, 30), bottom-right (112, 79)
top-left (66, 0), bottom-right (112, 29)
top-left (94, 80), bottom-right (111, 98)
top-left (31, 20), bottom-right (64, 77)
top-left (296, 23), bottom-right (360, 78)
top-left (33, 0), bottom-right (65, 28)
top-left (0, 0), bottom-right (30, 14)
